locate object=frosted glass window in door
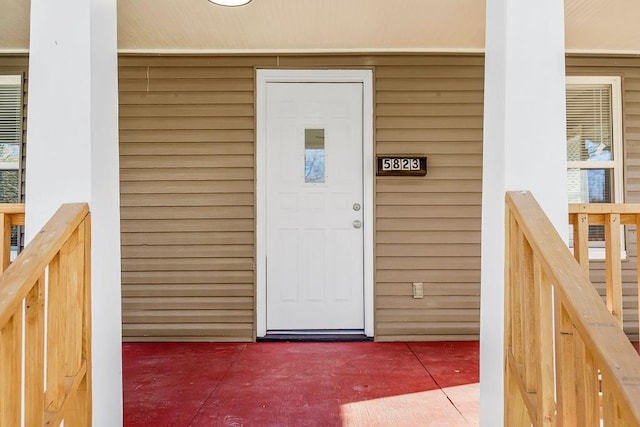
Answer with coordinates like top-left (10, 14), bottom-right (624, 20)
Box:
top-left (305, 128), bottom-right (325, 183)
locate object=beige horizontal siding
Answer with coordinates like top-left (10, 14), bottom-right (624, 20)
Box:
top-left (124, 310), bottom-right (254, 324)
top-left (374, 57), bottom-right (484, 341)
top-left (119, 55), bottom-right (259, 341)
top-left (120, 193), bottom-right (254, 207)
top-left (123, 270), bottom-right (253, 284)
top-left (567, 54), bottom-right (640, 341)
top-left (122, 283), bottom-right (254, 296)
top-left (118, 53), bottom-right (486, 342)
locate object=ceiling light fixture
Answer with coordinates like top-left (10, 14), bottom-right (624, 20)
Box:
top-left (208, 0), bottom-right (252, 6)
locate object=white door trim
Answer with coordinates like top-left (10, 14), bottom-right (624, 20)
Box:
top-left (256, 69), bottom-right (374, 337)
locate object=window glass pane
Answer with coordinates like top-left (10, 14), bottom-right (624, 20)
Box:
top-left (567, 168), bottom-right (613, 204)
top-left (566, 84), bottom-right (613, 161)
top-left (0, 170), bottom-right (19, 203)
top-left (0, 143), bottom-right (19, 163)
top-left (304, 128), bottom-right (325, 183)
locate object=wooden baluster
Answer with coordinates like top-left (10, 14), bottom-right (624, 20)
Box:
top-left (45, 252), bottom-right (65, 413)
top-left (605, 213), bottom-right (623, 327)
top-left (600, 377), bottom-right (621, 426)
top-left (506, 368), bottom-right (532, 427)
top-left (574, 333), bottom-right (600, 426)
top-left (504, 210), bottom-right (515, 358)
top-left (512, 220), bottom-right (525, 372)
top-left (63, 229), bottom-right (82, 378)
top-left (555, 302), bottom-right (577, 427)
top-left (521, 236), bottom-right (536, 399)
top-left (0, 309), bottom-right (23, 427)
top-left (0, 213), bottom-right (10, 273)
top-left (25, 275), bottom-right (45, 426)
top-left (534, 262), bottom-right (555, 426)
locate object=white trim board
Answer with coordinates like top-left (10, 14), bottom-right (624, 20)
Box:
top-left (11, 48), bottom-right (640, 55)
top-left (256, 69), bottom-right (374, 338)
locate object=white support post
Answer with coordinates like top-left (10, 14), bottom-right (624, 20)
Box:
top-left (26, 0), bottom-right (122, 425)
top-left (480, 1), bottom-right (568, 425)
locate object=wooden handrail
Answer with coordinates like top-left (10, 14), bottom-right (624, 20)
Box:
top-left (569, 203), bottom-right (640, 332)
top-left (506, 191), bottom-right (640, 426)
top-left (0, 203), bottom-right (25, 273)
top-left (0, 203), bottom-right (92, 426)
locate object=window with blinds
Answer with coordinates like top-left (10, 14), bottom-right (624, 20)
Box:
top-left (566, 76), bottom-right (623, 249)
top-left (0, 75), bottom-right (23, 249)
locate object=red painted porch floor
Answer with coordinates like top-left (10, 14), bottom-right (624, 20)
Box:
top-left (123, 341), bottom-right (479, 426)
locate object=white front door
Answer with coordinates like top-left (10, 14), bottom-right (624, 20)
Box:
top-left (264, 82), bottom-right (364, 332)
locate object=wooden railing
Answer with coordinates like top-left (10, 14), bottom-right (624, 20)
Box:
top-left (0, 203), bottom-right (92, 426)
top-left (569, 203), bottom-right (640, 333)
top-left (0, 203), bottom-right (25, 273)
top-left (505, 191), bottom-right (640, 426)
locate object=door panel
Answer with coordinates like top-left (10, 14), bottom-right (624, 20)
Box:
top-left (265, 82), bottom-right (364, 331)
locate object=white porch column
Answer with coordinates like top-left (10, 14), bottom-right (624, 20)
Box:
top-left (480, 1), bottom-right (567, 425)
top-left (26, 0), bottom-right (122, 425)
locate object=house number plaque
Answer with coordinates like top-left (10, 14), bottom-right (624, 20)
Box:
top-left (376, 156), bottom-right (427, 176)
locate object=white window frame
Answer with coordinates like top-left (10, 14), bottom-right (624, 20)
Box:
top-left (0, 74), bottom-right (23, 258)
top-left (0, 74), bottom-right (23, 171)
top-left (566, 75), bottom-right (624, 260)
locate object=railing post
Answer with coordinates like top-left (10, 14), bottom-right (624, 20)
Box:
top-left (571, 212), bottom-right (589, 274)
top-left (504, 206), bottom-right (515, 423)
top-left (505, 203), bottom-right (534, 425)
top-left (66, 215), bottom-right (92, 426)
top-left (604, 213), bottom-right (623, 327)
top-left (83, 215), bottom-right (93, 424)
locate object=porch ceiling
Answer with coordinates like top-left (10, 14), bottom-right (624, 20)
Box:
top-left (2, 0), bottom-right (640, 53)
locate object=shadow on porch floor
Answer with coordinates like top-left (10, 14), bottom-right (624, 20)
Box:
top-left (123, 341), bottom-right (479, 426)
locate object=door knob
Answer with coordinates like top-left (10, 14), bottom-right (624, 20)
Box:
top-left (353, 220), bottom-right (362, 229)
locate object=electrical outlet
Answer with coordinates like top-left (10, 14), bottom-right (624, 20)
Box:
top-left (412, 282), bottom-right (424, 299)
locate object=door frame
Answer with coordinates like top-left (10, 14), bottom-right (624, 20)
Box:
top-left (256, 69), bottom-right (374, 337)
